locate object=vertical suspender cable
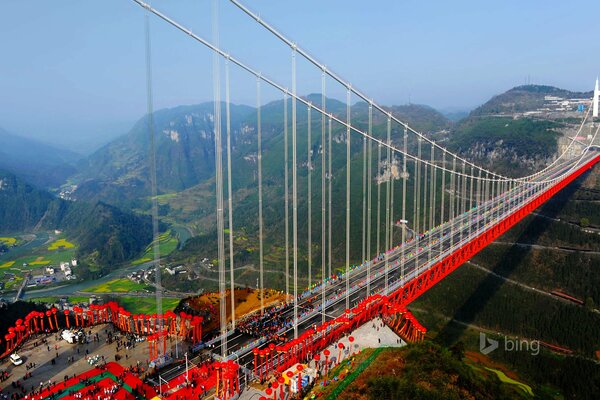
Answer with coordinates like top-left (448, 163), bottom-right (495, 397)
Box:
top-left (489, 179), bottom-right (495, 228)
top-left (366, 103), bottom-right (373, 295)
top-left (144, 15), bottom-right (163, 337)
top-left (321, 72), bottom-right (326, 324)
top-left (284, 94), bottom-right (290, 297)
top-left (428, 146), bottom-right (434, 262)
top-left (415, 139), bottom-right (421, 260)
top-left (456, 164), bottom-right (464, 243)
top-left (401, 126), bottom-right (408, 282)
top-left (328, 117), bottom-right (333, 279)
top-left (507, 181), bottom-right (511, 216)
top-left (496, 180), bottom-right (502, 223)
top-left (345, 87), bottom-right (351, 310)
top-left (210, 0), bottom-right (227, 357)
top-left (377, 142), bottom-right (382, 257)
top-left (291, 47), bottom-right (299, 340)
top-left (459, 162), bottom-right (466, 244)
top-left (476, 169), bottom-right (482, 234)
top-left (440, 150), bottom-right (446, 255)
top-left (450, 157), bottom-right (456, 250)
top-left (257, 79), bottom-right (265, 315)
top-left (481, 172), bottom-right (490, 230)
top-left (422, 144), bottom-right (428, 234)
top-left (362, 123), bottom-right (367, 264)
top-left (462, 163), bottom-right (467, 218)
top-left (225, 58), bottom-right (236, 329)
top-left (432, 147), bottom-right (437, 229)
top-left (384, 115), bottom-right (391, 293)
top-left (307, 105), bottom-right (312, 288)
top-left (469, 166), bottom-right (475, 211)
top-left (389, 129), bottom-right (395, 256)
top-left (468, 166), bottom-right (474, 238)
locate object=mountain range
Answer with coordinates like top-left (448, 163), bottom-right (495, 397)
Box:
top-left (0, 169), bottom-right (153, 269)
top-left (0, 127), bottom-right (79, 189)
top-left (0, 83), bottom-right (591, 272)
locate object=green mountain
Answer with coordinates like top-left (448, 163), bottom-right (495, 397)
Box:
top-left (67, 96), bottom-right (450, 290)
top-left (72, 98), bottom-right (450, 207)
top-left (0, 127), bottom-right (79, 189)
top-left (444, 84), bottom-right (592, 176)
top-left (73, 103), bottom-right (255, 205)
top-left (470, 84), bottom-right (592, 116)
top-left (322, 343), bottom-right (527, 400)
top-left (448, 117), bottom-right (562, 176)
top-left (0, 170), bottom-right (153, 266)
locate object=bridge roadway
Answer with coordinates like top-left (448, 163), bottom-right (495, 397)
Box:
top-left (158, 151), bottom-right (597, 383)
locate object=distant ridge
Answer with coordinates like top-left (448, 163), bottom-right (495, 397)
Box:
top-left (0, 126), bottom-right (80, 189)
top-left (0, 169), bottom-right (153, 267)
top-left (470, 84), bottom-right (593, 116)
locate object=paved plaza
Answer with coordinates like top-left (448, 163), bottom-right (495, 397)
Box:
top-left (0, 324), bottom-right (191, 398)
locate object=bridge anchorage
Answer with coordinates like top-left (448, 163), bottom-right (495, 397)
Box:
top-left (128, 0), bottom-right (600, 398)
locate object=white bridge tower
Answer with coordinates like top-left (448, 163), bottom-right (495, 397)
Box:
top-left (593, 77), bottom-right (599, 118)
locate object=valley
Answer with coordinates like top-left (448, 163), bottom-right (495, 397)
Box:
top-left (1, 83), bottom-right (599, 399)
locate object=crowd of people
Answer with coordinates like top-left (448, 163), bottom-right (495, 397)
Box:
top-left (236, 301), bottom-right (294, 340)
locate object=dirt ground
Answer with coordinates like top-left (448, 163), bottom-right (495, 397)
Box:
top-left (187, 288), bottom-right (288, 332)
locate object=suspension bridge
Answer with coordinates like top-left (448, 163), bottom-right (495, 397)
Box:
top-left (3, 1), bottom-right (599, 399)
top-left (137, 0), bottom-right (600, 396)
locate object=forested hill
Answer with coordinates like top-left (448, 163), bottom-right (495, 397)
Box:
top-left (444, 84), bottom-right (589, 176)
top-left (71, 98), bottom-right (451, 208)
top-left (470, 84), bottom-right (592, 116)
top-left (0, 170), bottom-right (153, 266)
top-left (447, 117), bottom-right (561, 176)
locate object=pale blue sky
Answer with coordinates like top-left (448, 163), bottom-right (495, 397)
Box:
top-left (1, 0), bottom-right (598, 153)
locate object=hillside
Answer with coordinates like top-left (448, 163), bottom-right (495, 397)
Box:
top-left (409, 164), bottom-right (600, 399)
top-left (315, 343), bottom-right (525, 400)
top-left (445, 84), bottom-right (591, 176)
top-left (72, 98), bottom-right (450, 207)
top-left (448, 117), bottom-right (561, 176)
top-left (0, 127), bottom-right (78, 188)
top-left (470, 84), bottom-right (592, 116)
top-left (0, 170), bottom-right (153, 267)
top-left (73, 102), bottom-right (255, 205)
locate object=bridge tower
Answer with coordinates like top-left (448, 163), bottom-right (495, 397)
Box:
top-left (594, 77), bottom-right (599, 118)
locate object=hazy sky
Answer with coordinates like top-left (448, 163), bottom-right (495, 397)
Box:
top-left (1, 0), bottom-right (598, 153)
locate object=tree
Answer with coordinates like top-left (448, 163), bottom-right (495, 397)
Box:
top-left (580, 217), bottom-right (590, 228)
top-left (449, 341), bottom-right (465, 360)
top-left (584, 296), bottom-right (596, 311)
